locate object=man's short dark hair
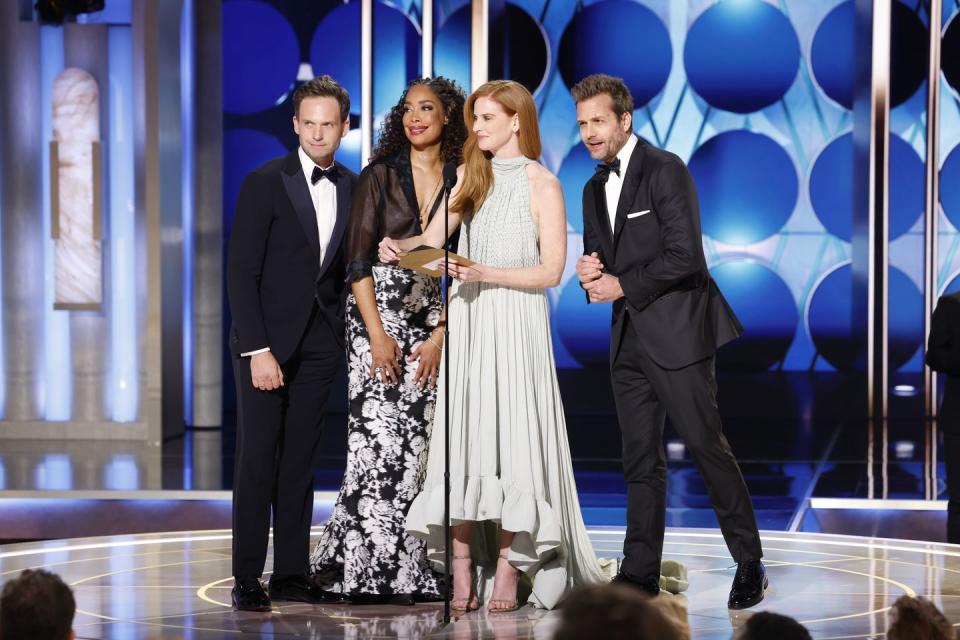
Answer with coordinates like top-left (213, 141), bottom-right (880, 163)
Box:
top-left (738, 611), bottom-right (812, 640)
top-left (0, 569), bottom-right (76, 640)
top-left (571, 74), bottom-right (635, 118)
top-left (293, 75), bottom-right (350, 121)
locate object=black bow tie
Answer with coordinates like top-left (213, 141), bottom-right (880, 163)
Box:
top-left (311, 165), bottom-right (339, 184)
top-left (595, 158), bottom-right (621, 182)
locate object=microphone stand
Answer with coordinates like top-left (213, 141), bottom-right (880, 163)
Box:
top-left (442, 176), bottom-right (452, 625)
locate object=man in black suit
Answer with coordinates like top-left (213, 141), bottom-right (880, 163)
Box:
top-left (572, 74), bottom-right (766, 609)
top-left (926, 292), bottom-right (960, 544)
top-left (226, 75), bottom-right (358, 611)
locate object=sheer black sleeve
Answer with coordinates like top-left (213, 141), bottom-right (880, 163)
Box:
top-left (345, 163), bottom-right (387, 285)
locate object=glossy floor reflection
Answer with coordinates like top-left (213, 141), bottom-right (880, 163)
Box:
top-left (2, 528), bottom-right (959, 639)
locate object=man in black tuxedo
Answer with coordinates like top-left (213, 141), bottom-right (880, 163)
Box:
top-left (926, 292), bottom-right (960, 544)
top-left (572, 74), bottom-right (766, 609)
top-left (226, 75), bottom-right (358, 611)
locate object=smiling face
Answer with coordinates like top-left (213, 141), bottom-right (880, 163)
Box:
top-left (293, 96), bottom-right (350, 167)
top-left (471, 95), bottom-right (519, 156)
top-left (401, 84), bottom-right (445, 149)
top-left (576, 93), bottom-right (632, 163)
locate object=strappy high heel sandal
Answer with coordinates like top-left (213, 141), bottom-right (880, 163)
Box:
top-left (450, 554), bottom-right (479, 613)
top-left (488, 553), bottom-right (520, 613)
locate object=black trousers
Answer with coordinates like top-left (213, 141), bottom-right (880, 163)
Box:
top-left (945, 432), bottom-right (960, 544)
top-left (232, 307), bottom-right (342, 578)
top-left (611, 316), bottom-right (763, 581)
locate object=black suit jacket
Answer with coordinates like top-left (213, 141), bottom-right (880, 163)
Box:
top-left (927, 292), bottom-right (960, 431)
top-left (227, 150), bottom-right (357, 364)
top-left (582, 137), bottom-right (742, 370)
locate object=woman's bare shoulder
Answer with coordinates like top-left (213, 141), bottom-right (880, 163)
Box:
top-left (525, 162), bottom-right (561, 196)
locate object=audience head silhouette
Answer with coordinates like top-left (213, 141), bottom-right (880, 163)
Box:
top-left (553, 583), bottom-right (686, 640)
top-left (886, 595), bottom-right (955, 640)
top-left (733, 611), bottom-right (811, 640)
top-left (0, 569), bottom-right (76, 640)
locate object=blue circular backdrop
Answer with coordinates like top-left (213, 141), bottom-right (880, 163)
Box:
top-left (435, 6), bottom-right (471, 91)
top-left (808, 264), bottom-right (922, 371)
top-left (558, 1), bottom-right (672, 108)
top-left (310, 2), bottom-right (420, 117)
top-left (945, 12), bottom-right (960, 94)
top-left (943, 271), bottom-right (960, 296)
top-left (556, 278), bottom-right (612, 367)
top-left (557, 144), bottom-right (596, 234)
top-left (223, 1), bottom-right (300, 115)
top-left (811, 1), bottom-right (855, 109)
top-left (683, 0), bottom-right (800, 114)
top-left (436, 3), bottom-right (550, 97)
top-left (710, 261), bottom-right (796, 371)
top-left (809, 133), bottom-right (923, 241)
top-left (688, 131), bottom-right (798, 245)
top-left (224, 129), bottom-right (287, 234)
top-left (941, 144), bottom-right (960, 230)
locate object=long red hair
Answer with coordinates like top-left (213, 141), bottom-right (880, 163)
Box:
top-left (452, 80), bottom-right (541, 216)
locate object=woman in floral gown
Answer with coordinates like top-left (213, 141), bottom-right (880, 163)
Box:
top-left (309, 77), bottom-right (467, 604)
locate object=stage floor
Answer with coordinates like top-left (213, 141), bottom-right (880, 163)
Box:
top-left (1, 528), bottom-right (958, 639)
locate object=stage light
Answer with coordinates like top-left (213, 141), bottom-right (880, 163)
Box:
top-left (894, 441), bottom-right (915, 459)
top-left (892, 384), bottom-right (918, 397)
top-left (35, 0), bottom-right (105, 25)
top-left (666, 441), bottom-right (685, 461)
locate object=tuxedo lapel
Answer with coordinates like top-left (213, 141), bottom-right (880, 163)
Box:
top-left (318, 160), bottom-right (352, 278)
top-left (591, 176), bottom-right (614, 260)
top-left (613, 141), bottom-right (645, 244)
top-left (281, 151), bottom-right (321, 258)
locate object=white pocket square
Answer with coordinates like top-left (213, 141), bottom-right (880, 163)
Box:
top-left (627, 210), bottom-right (651, 219)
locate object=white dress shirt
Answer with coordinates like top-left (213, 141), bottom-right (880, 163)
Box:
top-left (298, 146), bottom-right (338, 264)
top-left (240, 148), bottom-right (338, 358)
top-left (604, 133), bottom-right (638, 232)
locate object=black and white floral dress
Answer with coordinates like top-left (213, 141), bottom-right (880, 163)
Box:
top-left (310, 151), bottom-right (447, 597)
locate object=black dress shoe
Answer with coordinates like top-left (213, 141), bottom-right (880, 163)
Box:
top-left (727, 560), bottom-right (767, 609)
top-left (232, 577), bottom-right (271, 611)
top-left (612, 571), bottom-right (660, 597)
top-left (268, 574), bottom-right (344, 604)
top-left (350, 593), bottom-right (415, 606)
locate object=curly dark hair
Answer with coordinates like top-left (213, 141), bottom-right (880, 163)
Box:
top-left (371, 77), bottom-right (467, 165)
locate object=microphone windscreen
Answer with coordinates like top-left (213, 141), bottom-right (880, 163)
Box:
top-left (443, 162), bottom-right (458, 188)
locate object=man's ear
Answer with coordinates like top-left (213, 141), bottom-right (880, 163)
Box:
top-left (69, 630), bottom-right (76, 640)
top-left (621, 110), bottom-right (632, 133)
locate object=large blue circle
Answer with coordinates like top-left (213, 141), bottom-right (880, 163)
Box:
top-left (684, 0), bottom-right (800, 114)
top-left (558, 1), bottom-right (672, 108)
top-left (941, 144), bottom-right (960, 230)
top-left (811, 1), bottom-right (854, 109)
top-left (556, 279), bottom-right (612, 368)
top-left (809, 133), bottom-right (923, 241)
top-left (808, 264), bottom-right (922, 371)
top-left (436, 4), bottom-right (549, 97)
top-left (435, 6), bottom-right (471, 92)
top-left (223, 1), bottom-right (300, 115)
top-left (310, 2), bottom-right (421, 117)
top-left (945, 12), bottom-right (960, 94)
top-left (710, 261), bottom-right (796, 371)
top-left (224, 129), bottom-right (286, 233)
top-left (689, 131), bottom-right (798, 245)
top-left (812, 1), bottom-right (929, 109)
top-left (557, 143), bottom-right (596, 234)
top-left (943, 271), bottom-right (960, 297)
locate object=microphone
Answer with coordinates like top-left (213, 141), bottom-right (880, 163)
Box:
top-left (443, 162), bottom-right (458, 189)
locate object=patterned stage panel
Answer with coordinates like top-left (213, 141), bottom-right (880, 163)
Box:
top-left (2, 528), bottom-right (958, 638)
